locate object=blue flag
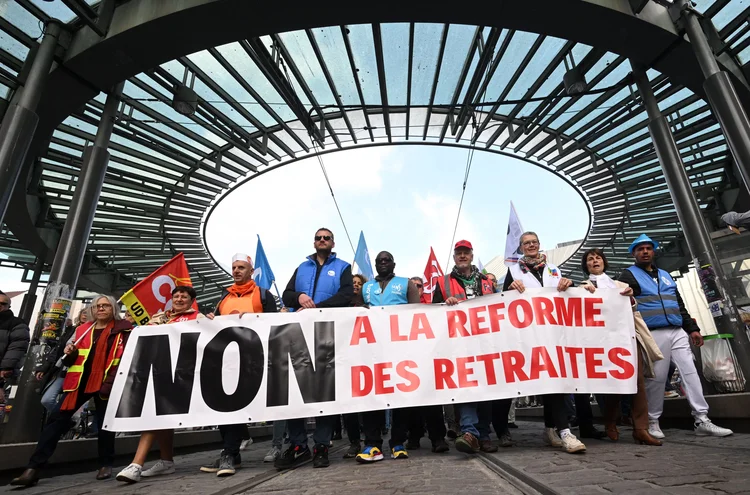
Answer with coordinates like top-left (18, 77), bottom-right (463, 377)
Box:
top-left (353, 231), bottom-right (374, 280)
top-left (253, 235), bottom-right (276, 290)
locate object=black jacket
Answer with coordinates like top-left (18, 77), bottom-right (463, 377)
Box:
top-left (0, 309), bottom-right (30, 372)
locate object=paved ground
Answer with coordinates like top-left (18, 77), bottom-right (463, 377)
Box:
top-left (1, 421), bottom-right (749, 494)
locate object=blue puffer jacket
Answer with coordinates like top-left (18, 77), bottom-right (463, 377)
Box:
top-left (294, 253), bottom-right (350, 305)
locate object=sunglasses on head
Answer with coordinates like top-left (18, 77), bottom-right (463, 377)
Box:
top-left (314, 235), bottom-right (332, 241)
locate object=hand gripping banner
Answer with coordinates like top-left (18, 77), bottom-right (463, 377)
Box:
top-left (104, 288), bottom-right (637, 432)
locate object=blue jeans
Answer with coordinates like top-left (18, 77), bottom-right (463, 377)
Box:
top-left (41, 376), bottom-right (64, 413)
top-left (287, 415), bottom-right (334, 448)
top-left (458, 403), bottom-right (490, 439)
top-left (272, 420), bottom-right (286, 448)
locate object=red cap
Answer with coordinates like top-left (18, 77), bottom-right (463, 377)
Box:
top-left (454, 240), bottom-right (473, 251)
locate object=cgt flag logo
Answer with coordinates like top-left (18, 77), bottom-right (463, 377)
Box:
top-left (121, 252), bottom-right (196, 326)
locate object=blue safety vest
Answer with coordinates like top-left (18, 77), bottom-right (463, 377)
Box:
top-left (362, 276), bottom-right (410, 307)
top-left (294, 253), bottom-right (350, 305)
top-left (625, 266), bottom-right (683, 329)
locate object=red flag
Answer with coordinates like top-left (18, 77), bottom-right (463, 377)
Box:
top-left (120, 253), bottom-right (196, 326)
top-left (421, 247), bottom-right (444, 304)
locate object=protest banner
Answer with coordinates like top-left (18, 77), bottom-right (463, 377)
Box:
top-left (103, 288), bottom-right (637, 432)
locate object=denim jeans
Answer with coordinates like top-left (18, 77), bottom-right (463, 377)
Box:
top-left (40, 376), bottom-right (64, 413)
top-left (287, 415), bottom-right (334, 448)
top-left (458, 402), bottom-right (489, 439)
top-left (272, 420), bottom-right (286, 448)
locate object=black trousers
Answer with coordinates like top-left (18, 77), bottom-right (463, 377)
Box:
top-left (574, 394), bottom-right (594, 427)
top-left (490, 398), bottom-right (513, 436)
top-left (361, 410), bottom-right (385, 449)
top-left (542, 394), bottom-right (570, 430)
top-left (29, 392), bottom-right (114, 468)
top-left (220, 424), bottom-right (247, 456)
top-left (406, 405), bottom-right (447, 443)
top-left (343, 413), bottom-right (361, 444)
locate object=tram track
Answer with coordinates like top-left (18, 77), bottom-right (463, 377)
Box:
top-left (476, 452), bottom-right (561, 495)
top-left (209, 442), bottom-right (349, 495)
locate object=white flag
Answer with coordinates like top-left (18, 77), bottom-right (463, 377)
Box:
top-left (504, 201), bottom-right (525, 266)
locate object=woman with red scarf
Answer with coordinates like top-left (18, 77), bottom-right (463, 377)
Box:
top-left (116, 286), bottom-right (204, 483)
top-left (12, 295), bottom-right (133, 487)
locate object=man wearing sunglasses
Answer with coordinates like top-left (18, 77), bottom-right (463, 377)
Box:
top-left (279, 228), bottom-right (353, 471)
top-left (409, 277), bottom-right (426, 302)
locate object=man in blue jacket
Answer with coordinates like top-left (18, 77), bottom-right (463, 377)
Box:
top-left (278, 228), bottom-right (353, 470)
top-left (619, 234), bottom-right (732, 439)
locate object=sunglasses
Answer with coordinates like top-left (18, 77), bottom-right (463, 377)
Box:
top-left (414, 283), bottom-right (423, 289)
top-left (314, 235), bottom-right (332, 241)
top-left (375, 257), bottom-right (393, 264)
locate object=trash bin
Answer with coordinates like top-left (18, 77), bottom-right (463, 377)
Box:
top-left (701, 334), bottom-right (747, 393)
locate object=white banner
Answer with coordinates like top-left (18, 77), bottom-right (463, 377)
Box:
top-left (104, 289), bottom-right (637, 432)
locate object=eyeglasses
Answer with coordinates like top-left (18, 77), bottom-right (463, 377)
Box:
top-left (95, 303), bottom-right (112, 310)
top-left (522, 240), bottom-right (539, 247)
top-left (314, 235), bottom-right (332, 241)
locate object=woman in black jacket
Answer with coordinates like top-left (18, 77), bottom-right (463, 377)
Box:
top-left (0, 291), bottom-right (31, 403)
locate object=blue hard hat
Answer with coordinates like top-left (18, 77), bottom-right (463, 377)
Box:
top-left (628, 234), bottom-right (659, 254)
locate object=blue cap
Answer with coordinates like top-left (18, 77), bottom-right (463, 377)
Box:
top-left (628, 234), bottom-right (659, 254)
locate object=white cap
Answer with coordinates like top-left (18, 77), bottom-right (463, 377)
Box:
top-left (232, 253), bottom-right (253, 266)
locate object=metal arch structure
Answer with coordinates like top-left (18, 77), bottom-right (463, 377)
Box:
top-left (1, 0), bottom-right (750, 308)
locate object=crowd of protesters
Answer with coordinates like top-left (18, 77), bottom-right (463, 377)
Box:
top-left (4, 229), bottom-right (735, 486)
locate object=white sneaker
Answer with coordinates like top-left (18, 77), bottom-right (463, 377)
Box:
top-left (115, 463), bottom-right (142, 483)
top-left (263, 446), bottom-right (281, 462)
top-left (694, 419), bottom-right (733, 437)
top-left (543, 427), bottom-right (562, 447)
top-left (239, 438), bottom-right (253, 451)
top-left (648, 420), bottom-right (665, 439)
top-left (560, 431), bottom-right (586, 453)
top-left (141, 459), bottom-right (175, 477)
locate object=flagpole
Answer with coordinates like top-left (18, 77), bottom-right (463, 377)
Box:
top-left (272, 281), bottom-right (284, 307)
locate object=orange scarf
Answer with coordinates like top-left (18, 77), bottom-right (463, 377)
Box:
top-left (219, 280), bottom-right (264, 315)
top-left (61, 320), bottom-right (114, 411)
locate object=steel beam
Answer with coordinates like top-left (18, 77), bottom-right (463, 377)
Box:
top-left (678, 0), bottom-right (750, 194)
top-left (0, 21), bottom-right (61, 227)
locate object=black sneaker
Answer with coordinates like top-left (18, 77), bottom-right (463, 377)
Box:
top-left (274, 445), bottom-right (311, 471)
top-left (508, 423), bottom-right (518, 429)
top-left (343, 442), bottom-right (360, 459)
top-left (313, 443), bottom-right (330, 468)
top-left (405, 439), bottom-right (421, 450)
top-left (216, 454), bottom-right (236, 477)
top-left (200, 453), bottom-right (241, 473)
top-left (431, 438), bottom-right (449, 453)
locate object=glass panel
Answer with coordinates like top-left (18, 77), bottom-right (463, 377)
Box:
top-left (278, 30), bottom-right (336, 106)
top-left (411, 23), bottom-right (444, 105)
top-left (434, 24), bottom-right (477, 104)
top-left (215, 42), bottom-right (298, 123)
top-left (312, 26), bottom-right (361, 106)
top-left (346, 24), bottom-right (381, 105)
top-left (381, 23), bottom-right (410, 106)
